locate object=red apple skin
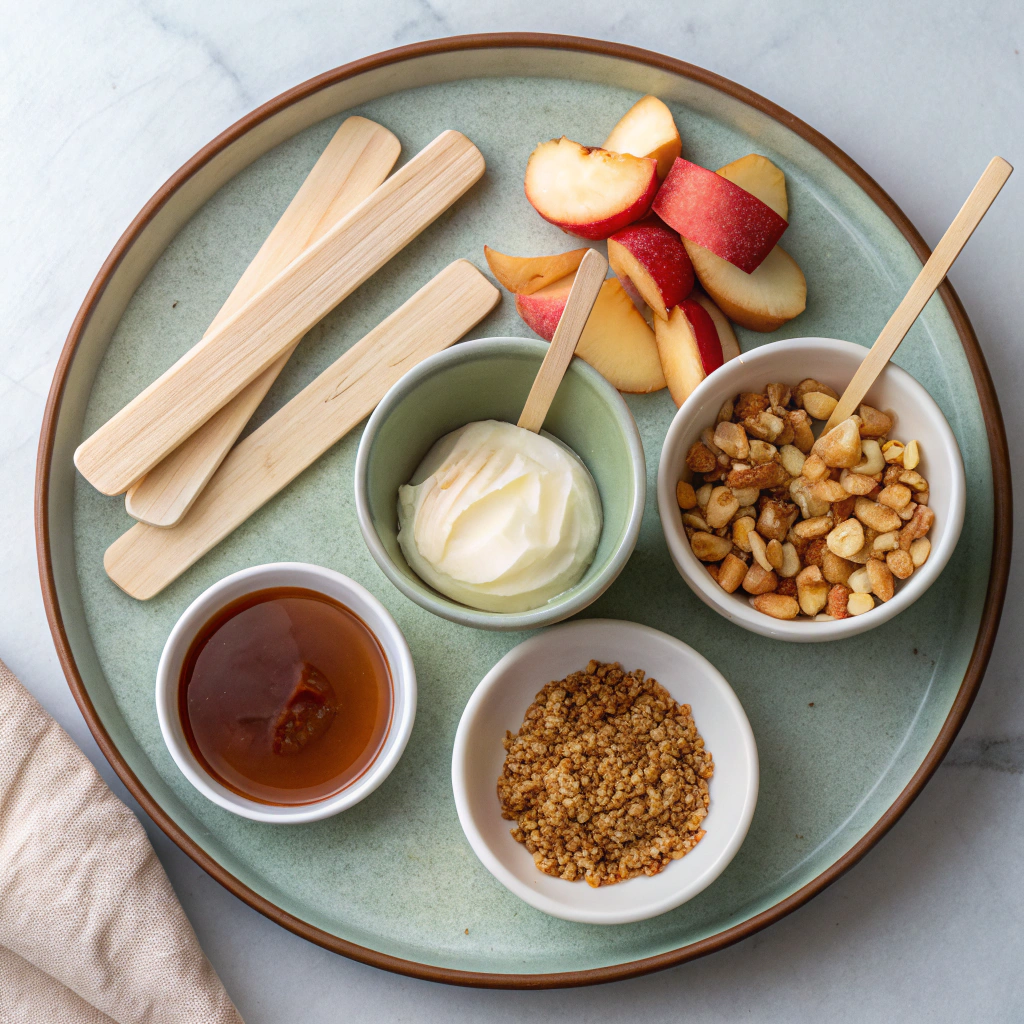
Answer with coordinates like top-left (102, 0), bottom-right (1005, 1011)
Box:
top-left (607, 219), bottom-right (694, 318)
top-left (679, 298), bottom-right (724, 375)
top-left (514, 274), bottom-right (574, 340)
top-left (653, 158), bottom-right (788, 273)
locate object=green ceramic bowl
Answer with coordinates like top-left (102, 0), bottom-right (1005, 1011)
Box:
top-left (354, 337), bottom-right (645, 630)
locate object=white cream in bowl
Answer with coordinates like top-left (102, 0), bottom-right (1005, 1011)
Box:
top-left (397, 420), bottom-right (602, 613)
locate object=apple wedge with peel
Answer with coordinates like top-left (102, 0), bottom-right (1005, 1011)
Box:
top-left (603, 95), bottom-right (681, 180)
top-left (716, 154), bottom-right (788, 219)
top-left (691, 291), bottom-right (741, 362)
top-left (515, 274), bottom-right (574, 341)
top-left (655, 300), bottom-right (725, 407)
top-left (607, 219), bottom-right (694, 320)
top-left (524, 138), bottom-right (658, 240)
top-left (483, 245), bottom-right (589, 296)
top-left (652, 157), bottom-right (788, 273)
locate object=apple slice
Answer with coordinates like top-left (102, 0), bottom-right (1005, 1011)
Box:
top-left (716, 154), bottom-right (788, 219)
top-left (524, 138), bottom-right (658, 240)
top-left (684, 240), bottom-right (806, 332)
top-left (652, 157), bottom-right (788, 273)
top-left (655, 305), bottom-right (708, 407)
top-left (603, 95), bottom-right (681, 180)
top-left (575, 279), bottom-right (666, 393)
top-left (515, 274), bottom-right (574, 341)
top-left (483, 245), bottom-right (589, 295)
top-left (607, 219), bottom-right (694, 320)
top-left (679, 298), bottom-right (724, 375)
top-left (691, 291), bottom-right (741, 362)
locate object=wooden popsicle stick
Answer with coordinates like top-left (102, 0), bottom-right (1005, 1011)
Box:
top-left (517, 249), bottom-right (607, 432)
top-left (104, 260), bottom-right (500, 600)
top-left (824, 156), bottom-right (1013, 433)
top-left (125, 116), bottom-right (401, 527)
top-left (76, 130), bottom-right (486, 495)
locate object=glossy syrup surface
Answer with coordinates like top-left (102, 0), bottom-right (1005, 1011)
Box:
top-left (179, 587), bottom-right (392, 805)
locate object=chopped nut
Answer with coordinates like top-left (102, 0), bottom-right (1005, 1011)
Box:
top-left (814, 614), bottom-right (836, 622)
top-left (903, 439), bottom-right (921, 470)
top-left (910, 537), bottom-right (931, 567)
top-left (794, 378), bottom-right (839, 407)
top-left (793, 515), bottom-right (834, 539)
top-left (779, 444), bottom-right (806, 477)
top-left (696, 483), bottom-right (713, 510)
top-left (916, 490), bottom-right (929, 506)
top-left (733, 504), bottom-right (758, 523)
top-left (848, 567), bottom-right (872, 593)
top-left (821, 550), bottom-right (855, 585)
top-left (812, 418), bottom-right (863, 468)
top-left (713, 420), bottom-right (749, 460)
top-left (779, 542), bottom-right (802, 578)
top-left (899, 504), bottom-right (935, 549)
top-left (800, 453), bottom-right (829, 482)
top-left (686, 442), bottom-right (717, 474)
top-left (790, 478), bottom-right (830, 519)
top-left (757, 499), bottom-right (799, 541)
top-left (853, 439), bottom-right (885, 476)
top-left (826, 584), bottom-right (851, 618)
top-left (787, 409), bottom-right (815, 453)
top-left (882, 440), bottom-right (905, 464)
top-left (858, 405), bottom-right (893, 437)
top-left (872, 530), bottom-right (900, 553)
top-left (854, 498), bottom-right (902, 533)
top-left (735, 392), bottom-right (770, 420)
top-left (883, 463), bottom-right (904, 486)
top-left (748, 530), bottom-right (772, 571)
top-left (804, 536), bottom-right (827, 566)
top-left (777, 576), bottom-right (798, 596)
top-left (728, 462), bottom-right (787, 490)
top-left (747, 440), bottom-right (779, 465)
top-left (826, 518), bottom-right (865, 558)
top-left (717, 552), bottom-right (748, 593)
top-left (847, 592), bottom-right (875, 616)
top-left (717, 398), bottom-right (735, 423)
top-left (682, 512), bottom-right (711, 531)
top-left (899, 469), bottom-right (928, 492)
top-left (840, 470), bottom-right (877, 496)
top-left (691, 532), bottom-right (733, 561)
top-left (877, 483), bottom-right (912, 510)
top-left (743, 411), bottom-right (785, 442)
top-left (766, 538), bottom-right (784, 570)
top-left (731, 485), bottom-right (761, 507)
top-left (742, 562), bottom-right (778, 595)
top-left (732, 516), bottom-right (757, 552)
top-left (676, 480), bottom-right (697, 509)
top-left (766, 382), bottom-right (792, 414)
top-left (831, 495), bottom-right (857, 522)
top-left (803, 391), bottom-right (839, 420)
top-left (796, 565), bottom-right (830, 616)
top-left (897, 500), bottom-right (918, 521)
top-left (886, 548), bottom-right (915, 579)
top-left (866, 559), bottom-right (895, 602)
top-left (808, 478), bottom-right (848, 503)
top-left (707, 563), bottom-right (720, 582)
top-left (751, 593), bottom-right (800, 619)
top-left (706, 486), bottom-right (740, 529)
top-left (775, 420), bottom-right (795, 447)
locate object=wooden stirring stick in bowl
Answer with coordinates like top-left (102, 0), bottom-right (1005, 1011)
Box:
top-left (518, 248), bottom-right (608, 433)
top-left (823, 156), bottom-right (1012, 434)
top-left (125, 116), bottom-right (401, 528)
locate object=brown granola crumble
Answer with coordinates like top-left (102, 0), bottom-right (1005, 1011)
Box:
top-left (497, 660), bottom-right (713, 887)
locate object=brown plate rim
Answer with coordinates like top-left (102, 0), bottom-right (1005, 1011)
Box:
top-left (35, 32), bottom-right (1012, 989)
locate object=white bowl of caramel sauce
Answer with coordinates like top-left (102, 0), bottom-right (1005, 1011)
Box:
top-left (155, 562), bottom-right (416, 823)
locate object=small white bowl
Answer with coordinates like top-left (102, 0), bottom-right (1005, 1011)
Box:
top-left (657, 338), bottom-right (966, 642)
top-left (451, 619), bottom-right (758, 925)
top-left (156, 562), bottom-right (416, 823)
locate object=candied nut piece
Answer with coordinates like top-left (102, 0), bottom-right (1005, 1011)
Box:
top-left (800, 453), bottom-right (829, 483)
top-left (732, 516), bottom-right (757, 552)
top-left (883, 463), bottom-right (904, 487)
top-left (847, 566), bottom-right (872, 593)
top-left (731, 485), bottom-right (761, 507)
top-left (882, 440), bottom-right (905, 464)
top-left (742, 562), bottom-right (778, 594)
top-left (676, 480), bottom-right (697, 509)
top-left (831, 495), bottom-right (856, 522)
top-left (858, 404), bottom-right (894, 437)
top-left (766, 538), bottom-right (784, 570)
top-left (899, 469), bottom-right (928, 492)
top-left (691, 532), bottom-right (734, 561)
top-left (707, 563), bottom-right (720, 582)
top-left (766, 382), bottom-right (792, 413)
top-left (812, 418), bottom-right (863, 468)
top-left (808, 478), bottom-right (847, 503)
top-left (787, 409), bottom-right (815, 453)
top-left (728, 462), bottom-right (787, 490)
top-left (803, 536), bottom-right (827, 566)
top-left (826, 518), bottom-right (865, 558)
top-left (840, 470), bottom-right (877, 496)
top-left (696, 483), bottom-right (713, 510)
top-left (826, 583), bottom-right (851, 619)
top-left (793, 515), bottom-right (833, 539)
top-left (910, 537), bottom-right (931, 567)
top-left (790, 479), bottom-right (830, 519)
top-left (872, 530), bottom-right (900, 553)
top-left (717, 398), bottom-right (735, 423)
top-left (794, 378), bottom-right (839, 407)
top-left (743, 410), bottom-right (785, 442)
top-left (747, 439), bottom-right (779, 465)
top-left (777, 576), bottom-right (798, 597)
top-left (854, 497), bottom-right (902, 534)
top-left (847, 592), bottom-right (875, 616)
top-left (877, 483), bottom-right (912, 510)
top-left (778, 542), bottom-right (802, 578)
top-left (796, 565), bottom-right (829, 616)
top-left (748, 530), bottom-right (773, 571)
top-left (886, 548), bottom-right (915, 579)
top-left (706, 486), bottom-right (740, 529)
top-left (899, 504), bottom-right (935, 549)
top-left (854, 439), bottom-right (885, 476)
top-left (903, 439), bottom-right (921, 470)
top-left (682, 512), bottom-right (711, 531)
top-left (686, 442), bottom-right (717, 474)
top-left (821, 550), bottom-right (855, 585)
top-left (735, 392), bottom-right (770, 420)
top-left (779, 444), bottom-right (806, 477)
top-left (757, 499), bottom-right (799, 541)
top-left (897, 500), bottom-right (918, 522)
top-left (866, 558), bottom-right (895, 602)
top-left (714, 420), bottom-right (750, 460)
top-left (717, 553), bottom-right (748, 593)
top-left (752, 593), bottom-right (800, 620)
top-left (803, 391), bottom-right (839, 421)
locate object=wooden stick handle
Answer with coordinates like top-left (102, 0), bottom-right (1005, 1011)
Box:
top-left (517, 249), bottom-right (607, 432)
top-left (825, 156), bottom-right (1012, 432)
top-left (124, 117), bottom-right (400, 528)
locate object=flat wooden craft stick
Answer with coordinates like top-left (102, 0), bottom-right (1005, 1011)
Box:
top-left (104, 260), bottom-right (500, 600)
top-left (76, 130), bottom-right (485, 495)
top-left (124, 116), bottom-right (401, 528)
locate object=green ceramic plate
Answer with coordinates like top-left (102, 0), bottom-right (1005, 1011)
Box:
top-left (38, 36), bottom-right (1009, 987)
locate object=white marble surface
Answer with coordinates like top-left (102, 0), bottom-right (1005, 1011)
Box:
top-left (2, 1), bottom-right (1022, 1019)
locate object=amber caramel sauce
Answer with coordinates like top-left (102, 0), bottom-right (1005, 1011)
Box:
top-left (179, 587), bottom-right (392, 805)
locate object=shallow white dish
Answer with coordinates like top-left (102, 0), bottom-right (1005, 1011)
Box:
top-left (451, 619), bottom-right (758, 925)
top-left (156, 562), bottom-right (416, 824)
top-left (657, 338), bottom-right (967, 643)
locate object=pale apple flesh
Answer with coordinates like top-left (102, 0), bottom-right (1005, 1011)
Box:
top-left (716, 154), bottom-right (788, 220)
top-left (692, 291), bottom-right (741, 362)
top-left (653, 157), bottom-right (788, 273)
top-left (524, 137), bottom-right (658, 240)
top-left (655, 305), bottom-right (707, 407)
top-left (484, 245), bottom-right (589, 295)
top-left (607, 219), bottom-right (694, 320)
top-left (603, 95), bottom-right (682, 180)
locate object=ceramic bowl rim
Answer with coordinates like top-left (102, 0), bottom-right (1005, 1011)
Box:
top-left (451, 618), bottom-right (759, 924)
top-left (354, 336), bottom-right (647, 631)
top-left (657, 337), bottom-right (967, 642)
top-left (154, 561), bottom-right (417, 823)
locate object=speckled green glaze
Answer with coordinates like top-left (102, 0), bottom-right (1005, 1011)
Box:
top-left (57, 67), bottom-right (992, 976)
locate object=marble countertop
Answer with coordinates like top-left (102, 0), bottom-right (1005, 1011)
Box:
top-left (3, 2), bottom-right (1022, 1019)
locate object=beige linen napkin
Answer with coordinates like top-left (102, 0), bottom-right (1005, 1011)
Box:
top-left (0, 658), bottom-right (243, 1024)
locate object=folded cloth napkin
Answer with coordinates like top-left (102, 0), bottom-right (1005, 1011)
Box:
top-left (0, 658), bottom-right (243, 1024)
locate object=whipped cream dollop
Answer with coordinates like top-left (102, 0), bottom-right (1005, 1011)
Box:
top-left (397, 420), bottom-right (602, 613)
